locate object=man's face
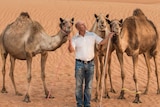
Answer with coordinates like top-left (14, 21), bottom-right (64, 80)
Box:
top-left (76, 22), bottom-right (86, 31)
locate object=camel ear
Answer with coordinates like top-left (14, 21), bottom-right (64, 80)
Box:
top-left (119, 19), bottom-right (123, 24)
top-left (119, 19), bottom-right (123, 27)
top-left (71, 18), bottom-right (74, 25)
top-left (106, 14), bottom-right (109, 18)
top-left (94, 14), bottom-right (99, 22)
top-left (94, 14), bottom-right (98, 18)
top-left (60, 18), bottom-right (64, 23)
top-left (105, 14), bottom-right (110, 23)
top-left (106, 19), bottom-right (111, 24)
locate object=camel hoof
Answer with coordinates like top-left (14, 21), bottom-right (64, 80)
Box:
top-left (133, 99), bottom-right (142, 103)
top-left (45, 94), bottom-right (54, 99)
top-left (118, 95), bottom-right (125, 99)
top-left (143, 90), bottom-right (148, 95)
top-left (110, 88), bottom-right (116, 93)
top-left (118, 90), bottom-right (125, 99)
top-left (133, 94), bottom-right (142, 104)
top-left (16, 92), bottom-right (23, 96)
top-left (91, 98), bottom-right (99, 102)
top-left (1, 87), bottom-right (8, 93)
top-left (23, 95), bottom-right (31, 103)
top-left (103, 94), bottom-right (110, 99)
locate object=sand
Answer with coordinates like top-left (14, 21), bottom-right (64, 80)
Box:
top-left (0, 0), bottom-right (160, 107)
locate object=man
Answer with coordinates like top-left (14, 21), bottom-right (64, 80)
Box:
top-left (68, 21), bottom-right (114, 107)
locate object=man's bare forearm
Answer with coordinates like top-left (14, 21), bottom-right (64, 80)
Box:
top-left (99, 32), bottom-right (114, 45)
top-left (68, 39), bottom-right (75, 53)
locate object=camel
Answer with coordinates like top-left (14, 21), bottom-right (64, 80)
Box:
top-left (110, 8), bottom-right (160, 103)
top-left (0, 12), bottom-right (74, 102)
top-left (90, 14), bottom-right (115, 102)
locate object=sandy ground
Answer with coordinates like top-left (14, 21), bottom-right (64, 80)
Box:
top-left (0, 0), bottom-right (160, 107)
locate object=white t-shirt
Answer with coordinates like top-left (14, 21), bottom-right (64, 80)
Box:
top-left (71, 31), bottom-right (103, 61)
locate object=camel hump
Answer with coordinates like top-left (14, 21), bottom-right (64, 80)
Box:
top-left (133, 8), bottom-right (145, 16)
top-left (20, 12), bottom-right (30, 18)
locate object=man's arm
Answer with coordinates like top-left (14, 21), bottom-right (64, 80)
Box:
top-left (99, 32), bottom-right (114, 45)
top-left (68, 39), bottom-right (75, 53)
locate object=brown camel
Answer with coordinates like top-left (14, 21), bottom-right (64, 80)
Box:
top-left (90, 14), bottom-right (115, 102)
top-left (110, 8), bottom-right (160, 103)
top-left (0, 12), bottom-right (74, 102)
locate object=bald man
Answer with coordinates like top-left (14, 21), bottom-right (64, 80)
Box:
top-left (68, 21), bottom-right (114, 107)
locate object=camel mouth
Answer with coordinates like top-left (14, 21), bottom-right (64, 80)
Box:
top-left (61, 29), bottom-right (71, 36)
top-left (114, 31), bottom-right (120, 35)
top-left (98, 28), bottom-right (105, 31)
top-left (111, 29), bottom-right (119, 35)
top-left (98, 25), bottom-right (106, 31)
top-left (112, 31), bottom-right (117, 33)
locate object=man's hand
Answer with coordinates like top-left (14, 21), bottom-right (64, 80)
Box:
top-left (68, 34), bottom-right (72, 40)
top-left (108, 32), bottom-right (115, 38)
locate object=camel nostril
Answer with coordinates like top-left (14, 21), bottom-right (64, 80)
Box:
top-left (67, 26), bottom-right (70, 29)
top-left (101, 21), bottom-right (104, 24)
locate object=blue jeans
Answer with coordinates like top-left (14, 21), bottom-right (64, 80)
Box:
top-left (75, 59), bottom-right (94, 106)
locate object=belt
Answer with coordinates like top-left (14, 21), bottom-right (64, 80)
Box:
top-left (76, 59), bottom-right (94, 64)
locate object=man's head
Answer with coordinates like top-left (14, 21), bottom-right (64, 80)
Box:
top-left (75, 21), bottom-right (87, 32)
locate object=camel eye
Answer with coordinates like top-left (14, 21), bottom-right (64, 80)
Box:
top-left (119, 23), bottom-right (122, 27)
top-left (62, 22), bottom-right (66, 26)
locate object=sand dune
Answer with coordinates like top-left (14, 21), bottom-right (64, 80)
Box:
top-left (0, 0), bottom-right (160, 107)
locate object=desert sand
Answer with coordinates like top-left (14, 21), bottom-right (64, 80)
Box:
top-left (0, 0), bottom-right (160, 107)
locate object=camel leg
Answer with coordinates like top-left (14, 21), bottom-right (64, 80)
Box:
top-left (99, 55), bottom-right (104, 99)
top-left (116, 52), bottom-right (125, 99)
top-left (104, 66), bottom-right (110, 99)
top-left (107, 52), bottom-right (116, 93)
top-left (143, 53), bottom-right (151, 94)
top-left (23, 55), bottom-right (32, 103)
top-left (132, 55), bottom-right (142, 103)
top-left (9, 55), bottom-right (22, 96)
top-left (94, 54), bottom-right (100, 102)
top-left (1, 52), bottom-right (8, 93)
top-left (153, 55), bottom-right (160, 94)
top-left (41, 52), bottom-right (54, 98)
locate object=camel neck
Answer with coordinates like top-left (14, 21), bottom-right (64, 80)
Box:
top-left (50, 30), bottom-right (68, 51)
top-left (39, 30), bottom-right (68, 52)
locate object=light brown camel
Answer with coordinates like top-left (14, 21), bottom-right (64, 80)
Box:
top-left (90, 14), bottom-right (115, 102)
top-left (0, 12), bottom-right (74, 102)
top-left (110, 8), bottom-right (160, 103)
top-left (110, 18), bottom-right (160, 96)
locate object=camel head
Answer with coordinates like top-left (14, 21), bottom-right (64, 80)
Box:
top-left (59, 18), bottom-right (74, 36)
top-left (109, 19), bottom-right (123, 36)
top-left (94, 14), bottom-right (110, 31)
top-left (109, 19), bottom-right (123, 43)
